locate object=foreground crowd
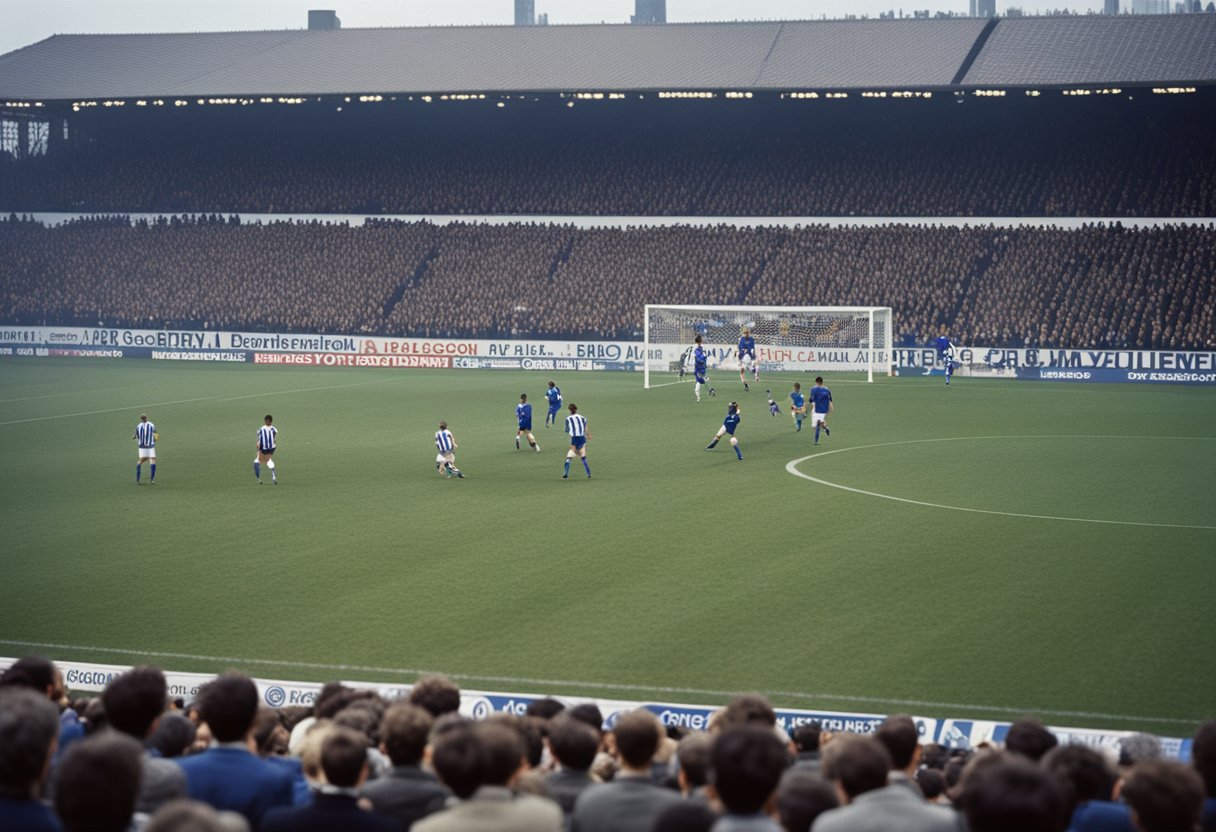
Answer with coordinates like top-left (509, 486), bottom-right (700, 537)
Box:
top-left (2, 217), bottom-right (1214, 350)
top-left (1, 656), bottom-right (1213, 832)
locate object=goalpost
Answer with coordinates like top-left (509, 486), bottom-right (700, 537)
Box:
top-left (643, 305), bottom-right (893, 389)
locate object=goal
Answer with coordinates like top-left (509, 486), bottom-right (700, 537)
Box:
top-left (643, 305), bottom-right (893, 388)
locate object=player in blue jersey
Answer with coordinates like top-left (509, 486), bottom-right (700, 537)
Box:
top-left (809, 378), bottom-right (833, 445)
top-left (435, 420), bottom-right (464, 478)
top-left (766, 390), bottom-right (780, 416)
top-left (544, 380), bottom-right (563, 427)
top-left (737, 327), bottom-right (758, 391)
top-left (133, 413), bottom-right (157, 484)
top-left (705, 402), bottom-right (743, 460)
top-left (693, 335), bottom-right (714, 402)
top-left (789, 382), bottom-right (807, 432)
top-left (562, 403), bottom-right (591, 479)
top-left (516, 394), bottom-right (540, 452)
top-left (935, 333), bottom-right (958, 386)
top-left (254, 414), bottom-right (278, 484)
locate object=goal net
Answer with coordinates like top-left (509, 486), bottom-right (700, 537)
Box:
top-left (643, 305), bottom-right (893, 388)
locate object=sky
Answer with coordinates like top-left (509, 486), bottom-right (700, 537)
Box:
top-left (1, 0), bottom-right (1108, 57)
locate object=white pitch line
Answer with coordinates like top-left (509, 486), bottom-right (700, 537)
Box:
top-left (0, 379), bottom-right (388, 426)
top-left (786, 435), bottom-right (1216, 531)
top-left (0, 638), bottom-right (1201, 725)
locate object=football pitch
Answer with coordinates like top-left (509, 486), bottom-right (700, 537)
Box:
top-left (1, 358), bottom-right (1214, 735)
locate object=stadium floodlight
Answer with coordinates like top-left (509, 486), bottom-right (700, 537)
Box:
top-left (643, 305), bottom-right (893, 389)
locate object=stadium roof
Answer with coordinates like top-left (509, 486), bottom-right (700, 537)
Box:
top-left (1, 15), bottom-right (1214, 102)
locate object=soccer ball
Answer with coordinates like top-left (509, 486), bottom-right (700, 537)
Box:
top-left (708, 387), bottom-right (716, 396)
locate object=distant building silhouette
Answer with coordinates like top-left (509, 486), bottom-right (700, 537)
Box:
top-left (1105, 0), bottom-right (1121, 12)
top-left (307, 10), bottom-right (340, 30)
top-left (631, 0), bottom-right (666, 24)
top-left (515, 0), bottom-right (535, 26)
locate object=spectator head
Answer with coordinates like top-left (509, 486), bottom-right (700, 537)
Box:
top-left (546, 712), bottom-right (600, 773)
top-left (525, 697), bottom-right (565, 720)
top-left (102, 665), bottom-right (169, 739)
top-left (252, 708), bottom-right (289, 756)
top-left (148, 711), bottom-right (196, 759)
top-left (793, 722), bottom-right (822, 753)
top-left (408, 674), bottom-right (461, 718)
top-left (651, 801), bottom-right (718, 832)
top-left (1004, 719), bottom-right (1058, 762)
top-left (711, 724), bottom-right (788, 815)
top-left (54, 732), bottom-right (144, 832)
top-left (677, 731), bottom-right (713, 794)
top-left (0, 686), bottom-right (60, 796)
top-left (475, 719), bottom-right (528, 787)
top-left (875, 714), bottom-right (921, 773)
top-left (299, 720), bottom-right (335, 784)
top-left (920, 742), bottom-right (949, 771)
top-left (145, 799), bottom-right (246, 832)
top-left (567, 702), bottom-right (604, 733)
top-left (333, 702), bottom-right (381, 746)
top-left (320, 726), bottom-right (370, 789)
top-left (821, 735), bottom-right (892, 803)
top-left (379, 701), bottom-right (434, 767)
top-left (1120, 760), bottom-right (1204, 832)
top-left (961, 753), bottom-right (1066, 832)
top-left (776, 768), bottom-right (840, 832)
top-left (197, 672), bottom-right (259, 743)
top-left (916, 768), bottom-right (946, 801)
top-left (1193, 720), bottom-right (1216, 799)
top-left (430, 723), bottom-right (483, 799)
top-left (1041, 744), bottom-right (1116, 815)
top-left (719, 693), bottom-right (777, 729)
top-left (0, 656), bottom-right (61, 701)
top-left (611, 709), bottom-right (662, 769)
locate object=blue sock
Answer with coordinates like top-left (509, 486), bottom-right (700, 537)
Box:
top-left (734, 446), bottom-right (742, 459)
top-left (563, 459), bottom-right (571, 476)
top-left (796, 419), bottom-right (801, 431)
top-left (254, 462), bottom-right (261, 480)
top-left (815, 426), bottom-right (821, 442)
top-left (136, 465), bottom-right (140, 482)
top-left (150, 464), bottom-right (156, 482)
top-left (582, 458), bottom-right (591, 476)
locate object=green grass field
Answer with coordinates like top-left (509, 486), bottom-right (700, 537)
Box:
top-left (1, 358), bottom-right (1214, 735)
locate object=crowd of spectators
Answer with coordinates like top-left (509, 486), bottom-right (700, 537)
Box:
top-left (1, 656), bottom-right (1213, 832)
top-left (1, 94), bottom-right (1213, 218)
top-left (2, 215), bottom-right (1213, 349)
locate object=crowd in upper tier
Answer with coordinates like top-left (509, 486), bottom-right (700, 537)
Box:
top-left (1, 656), bottom-right (1213, 832)
top-left (2, 215), bottom-right (1213, 349)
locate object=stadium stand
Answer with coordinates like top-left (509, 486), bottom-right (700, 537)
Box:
top-left (2, 658), bottom-right (1214, 832)
top-left (2, 216), bottom-right (1213, 349)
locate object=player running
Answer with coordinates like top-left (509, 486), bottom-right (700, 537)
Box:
top-left (705, 401), bottom-right (743, 460)
top-left (133, 413), bottom-right (157, 484)
top-left (544, 380), bottom-right (562, 427)
top-left (789, 382), bottom-right (807, 432)
top-left (935, 333), bottom-right (958, 386)
top-left (737, 327), bottom-right (758, 391)
top-left (435, 420), bottom-right (464, 478)
top-left (562, 404), bottom-right (591, 479)
top-left (254, 414), bottom-right (278, 484)
top-left (516, 394), bottom-right (540, 452)
top-left (809, 378), bottom-right (833, 445)
top-left (766, 389), bottom-right (780, 416)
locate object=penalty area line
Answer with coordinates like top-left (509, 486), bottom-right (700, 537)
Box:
top-left (786, 435), bottom-right (1216, 531)
top-left (0, 638), bottom-right (1200, 726)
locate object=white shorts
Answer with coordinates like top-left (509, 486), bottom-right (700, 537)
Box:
top-left (739, 355), bottom-right (754, 371)
top-left (811, 412), bottom-right (828, 426)
top-left (436, 452), bottom-right (454, 464)
top-left (138, 446), bottom-right (156, 460)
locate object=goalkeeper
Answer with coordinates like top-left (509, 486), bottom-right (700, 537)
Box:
top-left (737, 327), bottom-right (758, 391)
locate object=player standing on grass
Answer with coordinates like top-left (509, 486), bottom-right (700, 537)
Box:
top-left (562, 404), bottom-right (590, 479)
top-left (544, 380), bottom-right (563, 427)
top-left (133, 413), bottom-right (157, 484)
top-left (516, 394), bottom-right (540, 452)
top-left (810, 378), bottom-right (833, 445)
top-left (737, 327), bottom-right (758, 391)
top-left (254, 415), bottom-right (278, 484)
top-left (693, 335), bottom-right (714, 402)
top-left (789, 382), bottom-right (807, 432)
top-left (435, 420), bottom-right (464, 478)
top-left (705, 401), bottom-right (743, 460)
